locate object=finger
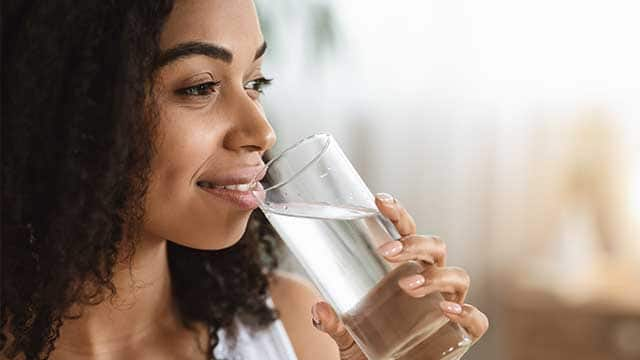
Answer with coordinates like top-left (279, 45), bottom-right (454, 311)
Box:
top-left (375, 193), bottom-right (416, 236)
top-left (440, 302), bottom-right (489, 340)
top-left (398, 266), bottom-right (470, 303)
top-left (311, 302), bottom-right (360, 356)
top-left (377, 235), bottom-right (447, 267)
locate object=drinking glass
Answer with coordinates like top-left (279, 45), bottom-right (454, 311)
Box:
top-left (252, 133), bottom-right (472, 360)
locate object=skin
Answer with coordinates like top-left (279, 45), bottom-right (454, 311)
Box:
top-left (47, 1), bottom-right (488, 359)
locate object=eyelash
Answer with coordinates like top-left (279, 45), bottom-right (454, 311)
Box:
top-left (177, 81), bottom-right (221, 96)
top-left (244, 77), bottom-right (273, 94)
top-left (177, 77), bottom-right (273, 97)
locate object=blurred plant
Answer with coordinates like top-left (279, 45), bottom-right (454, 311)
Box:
top-left (255, 0), bottom-right (338, 63)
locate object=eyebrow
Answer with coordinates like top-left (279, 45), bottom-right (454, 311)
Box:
top-left (156, 40), bottom-right (267, 68)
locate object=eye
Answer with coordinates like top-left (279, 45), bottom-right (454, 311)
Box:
top-left (244, 77), bottom-right (273, 97)
top-left (176, 81), bottom-right (221, 96)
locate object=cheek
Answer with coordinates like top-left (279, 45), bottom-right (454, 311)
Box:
top-left (140, 111), bottom-right (250, 250)
top-left (143, 159), bottom-right (252, 250)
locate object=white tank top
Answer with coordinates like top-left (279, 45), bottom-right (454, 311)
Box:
top-left (212, 299), bottom-right (298, 360)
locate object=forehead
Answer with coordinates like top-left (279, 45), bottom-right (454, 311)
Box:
top-left (160, 0), bottom-right (263, 58)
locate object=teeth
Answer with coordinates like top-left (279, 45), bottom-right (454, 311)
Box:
top-left (214, 182), bottom-right (254, 191)
top-left (198, 180), bottom-right (256, 191)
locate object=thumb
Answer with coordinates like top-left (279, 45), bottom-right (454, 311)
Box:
top-left (311, 301), bottom-right (361, 357)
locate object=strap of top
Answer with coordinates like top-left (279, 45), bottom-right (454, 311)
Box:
top-left (211, 298), bottom-right (298, 360)
top-left (212, 318), bottom-right (298, 360)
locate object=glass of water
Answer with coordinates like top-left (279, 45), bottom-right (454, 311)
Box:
top-left (252, 133), bottom-right (472, 360)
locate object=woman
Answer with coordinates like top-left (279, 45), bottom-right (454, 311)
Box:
top-left (1, 1), bottom-right (488, 359)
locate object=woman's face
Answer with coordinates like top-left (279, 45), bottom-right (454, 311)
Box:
top-left (142, 0), bottom-right (275, 250)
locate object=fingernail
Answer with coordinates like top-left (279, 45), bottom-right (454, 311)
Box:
top-left (377, 240), bottom-right (403, 257)
top-left (311, 304), bottom-right (320, 323)
top-left (311, 303), bottom-right (324, 330)
top-left (311, 317), bottom-right (321, 329)
top-left (375, 192), bottom-right (396, 204)
top-left (399, 274), bottom-right (426, 289)
top-left (440, 301), bottom-right (463, 314)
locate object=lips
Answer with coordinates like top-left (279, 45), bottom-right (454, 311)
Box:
top-left (197, 183), bottom-right (264, 210)
top-left (196, 165), bottom-right (266, 189)
top-left (195, 165), bottom-right (266, 210)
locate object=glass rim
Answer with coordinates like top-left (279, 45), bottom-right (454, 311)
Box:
top-left (256, 132), bottom-right (332, 193)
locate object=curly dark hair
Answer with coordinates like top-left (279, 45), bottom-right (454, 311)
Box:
top-left (1, 1), bottom-right (281, 359)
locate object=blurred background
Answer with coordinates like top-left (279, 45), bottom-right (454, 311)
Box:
top-left (255, 1), bottom-right (640, 359)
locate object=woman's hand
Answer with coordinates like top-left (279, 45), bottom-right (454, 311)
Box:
top-left (310, 193), bottom-right (489, 359)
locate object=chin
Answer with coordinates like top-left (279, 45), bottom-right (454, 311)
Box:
top-left (174, 215), bottom-right (252, 251)
top-left (168, 233), bottom-right (243, 251)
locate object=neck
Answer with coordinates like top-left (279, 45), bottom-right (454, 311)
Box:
top-left (55, 232), bottom-right (180, 356)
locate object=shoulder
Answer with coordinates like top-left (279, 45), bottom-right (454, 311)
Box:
top-left (269, 271), bottom-right (318, 308)
top-left (268, 271), bottom-right (339, 360)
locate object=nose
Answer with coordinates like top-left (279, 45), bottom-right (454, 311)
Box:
top-left (222, 92), bottom-right (277, 155)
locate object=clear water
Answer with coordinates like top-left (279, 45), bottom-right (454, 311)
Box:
top-left (263, 202), bottom-right (393, 313)
top-left (341, 262), bottom-right (472, 359)
top-left (262, 203), bottom-right (472, 359)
